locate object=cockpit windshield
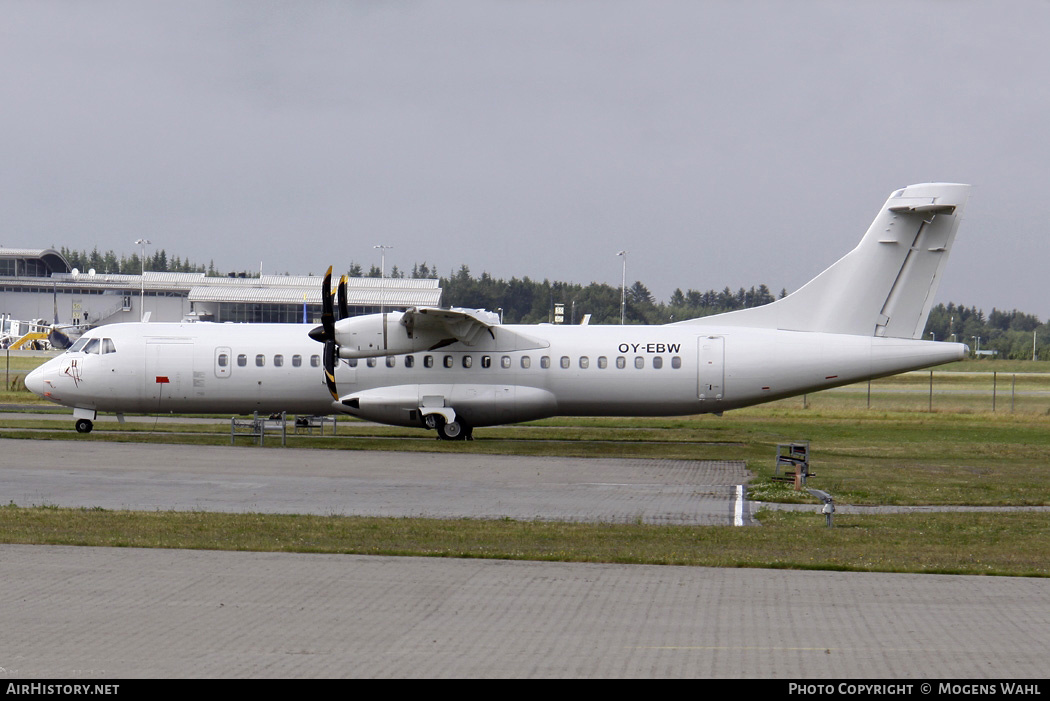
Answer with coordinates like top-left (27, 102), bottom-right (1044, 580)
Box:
top-left (67, 337), bottom-right (116, 354)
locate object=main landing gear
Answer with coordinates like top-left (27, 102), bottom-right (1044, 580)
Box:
top-left (422, 413), bottom-right (473, 441)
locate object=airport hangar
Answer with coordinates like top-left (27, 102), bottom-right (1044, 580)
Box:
top-left (0, 247), bottom-right (442, 328)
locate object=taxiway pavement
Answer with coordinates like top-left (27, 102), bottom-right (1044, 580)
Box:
top-left (0, 438), bottom-right (751, 525)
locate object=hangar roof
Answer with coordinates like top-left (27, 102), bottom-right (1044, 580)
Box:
top-left (36, 269), bottom-right (442, 307)
top-left (0, 248), bottom-right (72, 275)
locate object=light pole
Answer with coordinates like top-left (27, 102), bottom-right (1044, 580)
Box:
top-left (617, 250), bottom-right (627, 325)
top-left (135, 238), bottom-right (151, 320)
top-left (374, 244), bottom-right (393, 314)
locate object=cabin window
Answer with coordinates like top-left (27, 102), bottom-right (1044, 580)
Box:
top-left (102, 338), bottom-right (116, 354)
top-left (367, 358), bottom-right (377, 368)
top-left (521, 356), bottom-right (531, 369)
top-left (292, 354), bottom-right (302, 367)
top-left (560, 356), bottom-right (570, 369)
top-left (238, 354), bottom-right (248, 367)
top-left (274, 354), bottom-right (284, 367)
top-left (310, 355), bottom-right (320, 367)
top-left (616, 356), bottom-right (626, 369)
top-left (347, 358), bottom-right (358, 367)
top-left (481, 355), bottom-right (492, 369)
top-left (597, 356), bottom-right (607, 369)
top-left (405, 355), bottom-right (415, 368)
top-left (218, 353), bottom-right (229, 367)
top-left (652, 356), bottom-right (662, 369)
top-left (386, 356), bottom-right (396, 368)
top-left (501, 356), bottom-right (511, 369)
top-left (256, 354), bottom-right (266, 367)
top-left (444, 355), bottom-right (453, 369)
top-left (579, 356), bottom-right (589, 369)
top-left (463, 355), bottom-right (472, 368)
top-left (424, 355), bottom-right (433, 368)
top-left (671, 356), bottom-right (682, 369)
top-left (634, 357), bottom-right (644, 369)
top-left (540, 356), bottom-right (550, 369)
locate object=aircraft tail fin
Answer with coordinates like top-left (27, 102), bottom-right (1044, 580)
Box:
top-left (682, 183), bottom-right (970, 338)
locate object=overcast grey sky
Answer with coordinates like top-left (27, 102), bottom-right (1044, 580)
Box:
top-left (3, 1), bottom-right (1049, 319)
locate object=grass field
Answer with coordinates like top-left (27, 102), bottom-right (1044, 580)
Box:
top-left (2, 352), bottom-right (1048, 576)
top-left (1, 506), bottom-right (1047, 576)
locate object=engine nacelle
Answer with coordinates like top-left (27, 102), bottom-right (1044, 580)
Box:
top-left (333, 312), bottom-right (443, 358)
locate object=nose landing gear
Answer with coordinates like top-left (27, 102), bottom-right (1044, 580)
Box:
top-left (72, 408), bottom-right (97, 434)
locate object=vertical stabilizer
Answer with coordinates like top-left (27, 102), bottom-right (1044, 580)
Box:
top-left (682, 183), bottom-right (970, 338)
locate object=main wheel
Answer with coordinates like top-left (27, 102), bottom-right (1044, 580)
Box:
top-left (439, 420), bottom-right (465, 441)
top-left (75, 418), bottom-right (93, 434)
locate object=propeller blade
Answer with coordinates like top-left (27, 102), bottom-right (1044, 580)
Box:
top-left (320, 266), bottom-right (335, 342)
top-left (310, 267), bottom-right (340, 399)
top-left (338, 275), bottom-right (349, 321)
top-left (323, 340), bottom-right (338, 400)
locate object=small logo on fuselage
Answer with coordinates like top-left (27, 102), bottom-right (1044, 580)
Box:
top-left (62, 359), bottom-right (82, 388)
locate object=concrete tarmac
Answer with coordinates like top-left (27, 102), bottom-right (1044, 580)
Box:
top-left (2, 544), bottom-right (1048, 678)
top-left (1, 437), bottom-right (1048, 678)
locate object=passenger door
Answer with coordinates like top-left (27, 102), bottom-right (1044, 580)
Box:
top-left (697, 336), bottom-right (724, 402)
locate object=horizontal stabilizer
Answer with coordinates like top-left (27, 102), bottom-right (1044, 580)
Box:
top-left (888, 203), bottom-right (956, 219)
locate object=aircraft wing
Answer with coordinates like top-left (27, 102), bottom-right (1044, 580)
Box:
top-left (404, 307), bottom-right (550, 351)
top-left (401, 307), bottom-right (500, 347)
top-left (332, 305), bottom-right (548, 357)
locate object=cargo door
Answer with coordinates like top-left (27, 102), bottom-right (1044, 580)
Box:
top-left (145, 339), bottom-right (194, 404)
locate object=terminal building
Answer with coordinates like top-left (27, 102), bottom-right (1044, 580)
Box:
top-left (0, 248), bottom-right (443, 330)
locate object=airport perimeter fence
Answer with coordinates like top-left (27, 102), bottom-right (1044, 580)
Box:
top-left (783, 371), bottom-right (1050, 415)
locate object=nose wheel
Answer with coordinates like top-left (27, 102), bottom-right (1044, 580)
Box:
top-left (75, 418), bottom-right (94, 433)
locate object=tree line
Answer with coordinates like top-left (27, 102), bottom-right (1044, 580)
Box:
top-left (925, 303), bottom-right (1049, 360)
top-left (436, 263), bottom-right (782, 326)
top-left (58, 246), bottom-right (222, 277)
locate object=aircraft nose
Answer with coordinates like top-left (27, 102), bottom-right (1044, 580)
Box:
top-left (25, 365), bottom-right (45, 398)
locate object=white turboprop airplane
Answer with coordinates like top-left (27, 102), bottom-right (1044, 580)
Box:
top-left (26, 183), bottom-right (970, 440)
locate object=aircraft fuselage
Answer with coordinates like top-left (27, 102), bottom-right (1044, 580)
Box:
top-left (26, 320), bottom-right (966, 430)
